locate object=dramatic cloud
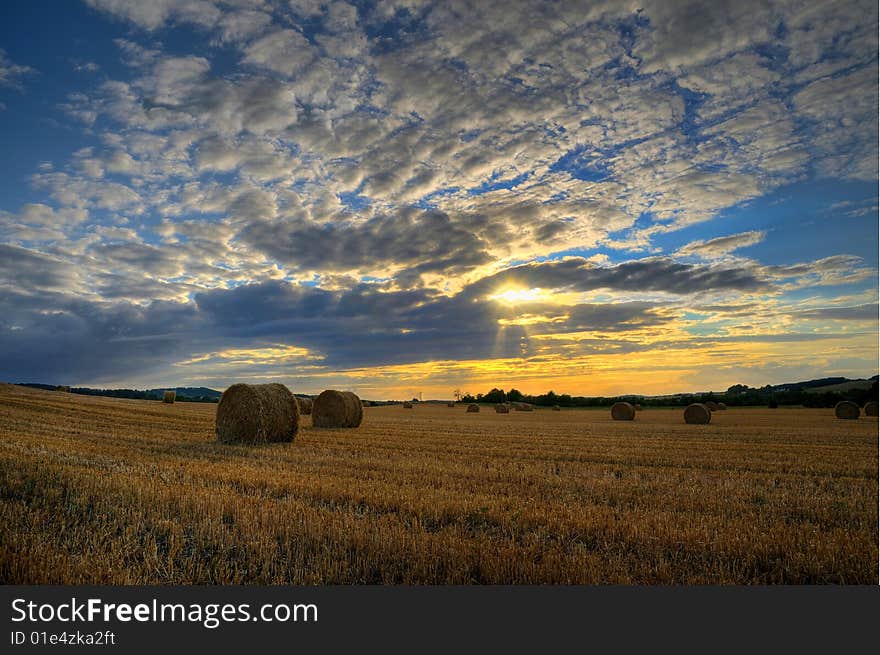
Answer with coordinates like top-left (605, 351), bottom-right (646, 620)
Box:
top-left (0, 0), bottom-right (876, 393)
top-left (466, 258), bottom-right (769, 298)
top-left (238, 207), bottom-right (493, 281)
top-left (792, 304), bottom-right (879, 321)
top-left (0, 244), bottom-right (79, 291)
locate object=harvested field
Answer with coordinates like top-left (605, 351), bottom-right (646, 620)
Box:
top-left (0, 384), bottom-right (876, 584)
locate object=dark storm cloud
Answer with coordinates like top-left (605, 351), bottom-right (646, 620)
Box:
top-left (792, 304), bottom-right (879, 321)
top-left (237, 208), bottom-right (493, 276)
top-left (193, 280), bottom-right (507, 366)
top-left (0, 257), bottom-right (867, 385)
top-left (562, 301), bottom-right (669, 332)
top-left (533, 220), bottom-right (571, 241)
top-left (87, 241), bottom-right (182, 276)
top-left (0, 244), bottom-right (77, 291)
top-left (0, 248), bottom-right (774, 384)
top-left (693, 303), bottom-right (759, 313)
top-left (465, 257), bottom-right (768, 298)
top-left (0, 289), bottom-right (202, 383)
top-left (192, 275), bottom-right (677, 368)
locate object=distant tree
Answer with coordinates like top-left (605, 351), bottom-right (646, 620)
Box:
top-left (507, 388), bottom-right (524, 402)
top-left (483, 388), bottom-right (506, 403)
top-left (727, 384), bottom-right (750, 394)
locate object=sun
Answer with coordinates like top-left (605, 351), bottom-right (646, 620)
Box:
top-left (489, 286), bottom-right (544, 305)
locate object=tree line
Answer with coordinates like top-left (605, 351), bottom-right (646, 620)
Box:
top-left (459, 381), bottom-right (879, 408)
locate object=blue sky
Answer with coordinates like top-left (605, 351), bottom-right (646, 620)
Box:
top-left (0, 0), bottom-right (877, 397)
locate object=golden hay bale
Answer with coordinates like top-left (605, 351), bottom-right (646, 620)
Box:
top-left (684, 403), bottom-right (711, 424)
top-left (402, 401), bottom-right (413, 409)
top-left (313, 390), bottom-right (363, 428)
top-left (611, 402), bottom-right (635, 420)
top-left (216, 383), bottom-right (300, 443)
top-left (834, 400), bottom-right (860, 420)
top-left (864, 401), bottom-right (878, 417)
top-left (495, 403), bottom-right (510, 413)
top-left (163, 390), bottom-right (176, 403)
top-left (296, 396), bottom-right (313, 415)
top-left (467, 403), bottom-right (480, 413)
top-left (717, 402), bottom-right (727, 410)
top-left (552, 405), bottom-right (561, 411)
top-left (513, 402), bottom-right (533, 412)
top-left (704, 400), bottom-right (720, 411)
top-left (447, 402), bottom-right (455, 408)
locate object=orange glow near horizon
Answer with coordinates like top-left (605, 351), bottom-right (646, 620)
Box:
top-left (273, 330), bottom-right (879, 399)
top-left (159, 296), bottom-right (879, 399)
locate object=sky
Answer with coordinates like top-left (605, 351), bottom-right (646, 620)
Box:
top-left (0, 0), bottom-right (877, 399)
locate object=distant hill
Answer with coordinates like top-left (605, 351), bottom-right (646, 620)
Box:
top-left (15, 383), bottom-right (222, 403)
top-left (155, 387), bottom-right (222, 401)
top-left (769, 377), bottom-right (848, 392)
top-left (765, 376), bottom-right (877, 394)
top-left (803, 379), bottom-right (877, 394)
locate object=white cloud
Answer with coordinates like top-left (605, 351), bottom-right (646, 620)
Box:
top-left (216, 9), bottom-right (273, 44)
top-left (85, 0), bottom-right (221, 31)
top-left (793, 66), bottom-right (878, 180)
top-left (242, 29), bottom-right (316, 77)
top-left (679, 230), bottom-right (767, 259)
top-left (0, 49), bottom-right (34, 88)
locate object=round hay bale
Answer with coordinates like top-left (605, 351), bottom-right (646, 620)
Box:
top-left (447, 402), bottom-right (455, 408)
top-left (313, 390), bottom-right (363, 428)
top-left (216, 383), bottom-right (300, 443)
top-left (683, 403), bottom-right (711, 424)
top-left (467, 403), bottom-right (480, 413)
top-left (495, 403), bottom-right (510, 413)
top-left (402, 401), bottom-right (413, 409)
top-left (611, 402), bottom-right (635, 420)
top-left (552, 405), bottom-right (561, 411)
top-left (864, 401), bottom-right (878, 417)
top-left (834, 400), bottom-right (860, 420)
top-left (717, 402), bottom-right (727, 410)
top-left (296, 396), bottom-right (313, 415)
top-left (513, 402), bottom-right (533, 412)
top-left (704, 400), bottom-right (720, 411)
top-left (163, 390), bottom-right (176, 404)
